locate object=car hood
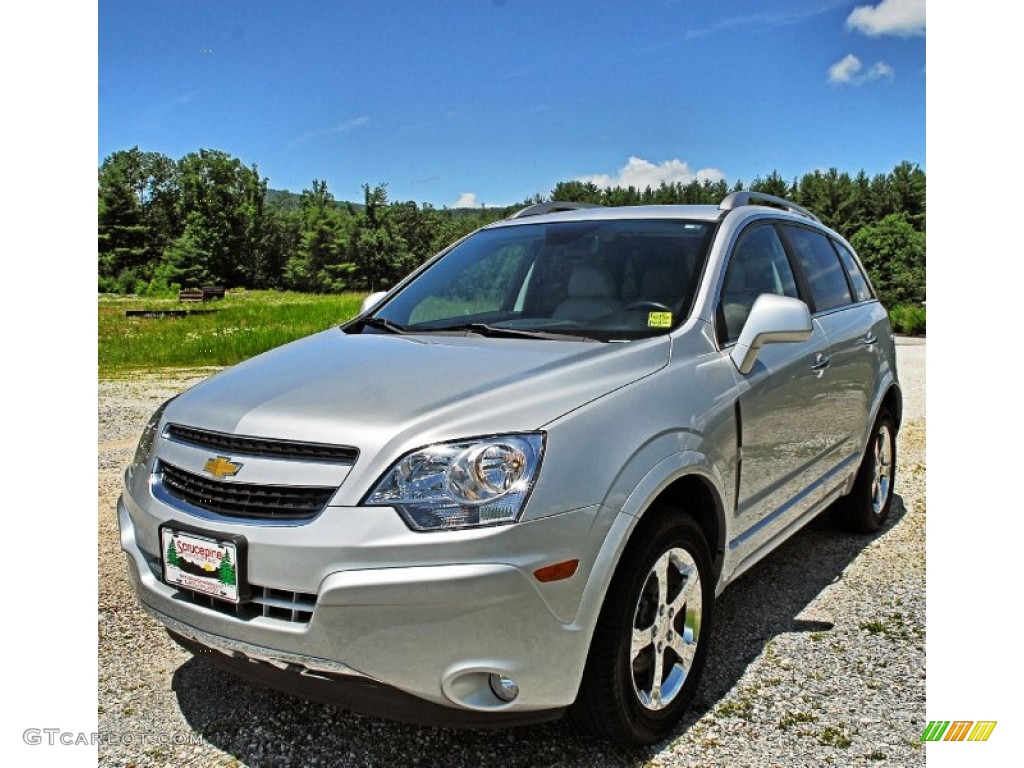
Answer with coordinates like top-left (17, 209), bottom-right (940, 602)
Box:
top-left (165, 328), bottom-right (670, 465)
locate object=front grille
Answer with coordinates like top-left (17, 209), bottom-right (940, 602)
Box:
top-left (159, 461), bottom-right (335, 520)
top-left (253, 587), bottom-right (317, 623)
top-left (179, 585), bottom-right (317, 624)
top-left (165, 423), bottom-right (358, 464)
top-left (144, 554), bottom-right (317, 625)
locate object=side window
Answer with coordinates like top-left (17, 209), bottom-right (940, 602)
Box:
top-left (782, 225), bottom-right (852, 313)
top-left (832, 240), bottom-right (874, 303)
top-left (719, 224), bottom-right (800, 344)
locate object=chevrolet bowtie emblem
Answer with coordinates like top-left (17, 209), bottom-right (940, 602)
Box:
top-left (203, 456), bottom-right (243, 479)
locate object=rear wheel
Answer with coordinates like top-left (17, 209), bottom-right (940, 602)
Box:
top-left (834, 409), bottom-right (896, 533)
top-left (570, 512), bottom-right (714, 746)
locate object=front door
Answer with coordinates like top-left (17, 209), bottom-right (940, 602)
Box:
top-left (716, 222), bottom-right (839, 562)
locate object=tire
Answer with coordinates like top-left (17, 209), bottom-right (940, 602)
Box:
top-left (834, 409), bottom-right (897, 533)
top-left (569, 512), bottom-right (714, 746)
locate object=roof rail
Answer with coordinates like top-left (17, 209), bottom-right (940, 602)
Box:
top-left (508, 201), bottom-right (602, 219)
top-left (718, 191), bottom-right (820, 223)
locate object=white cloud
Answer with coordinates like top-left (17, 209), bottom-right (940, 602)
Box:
top-left (828, 54), bottom-right (895, 85)
top-left (288, 116), bottom-right (370, 149)
top-left (450, 192), bottom-right (513, 209)
top-left (336, 116), bottom-right (369, 131)
top-left (867, 60), bottom-right (895, 79)
top-left (578, 156), bottom-right (725, 189)
top-left (681, 0), bottom-right (851, 40)
top-left (846, 0), bottom-right (925, 37)
top-left (828, 53), bottom-right (863, 83)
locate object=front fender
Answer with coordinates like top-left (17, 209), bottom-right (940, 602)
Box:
top-left (618, 449), bottom-right (729, 519)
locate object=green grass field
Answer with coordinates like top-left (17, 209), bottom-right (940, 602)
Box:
top-left (99, 290), bottom-right (366, 376)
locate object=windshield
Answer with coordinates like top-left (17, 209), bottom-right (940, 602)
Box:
top-left (364, 218), bottom-right (715, 342)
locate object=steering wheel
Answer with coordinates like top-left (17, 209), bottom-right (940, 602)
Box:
top-left (623, 300), bottom-right (673, 313)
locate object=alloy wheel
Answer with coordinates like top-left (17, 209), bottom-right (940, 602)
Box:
top-left (629, 547), bottom-right (703, 711)
top-left (871, 422), bottom-right (894, 515)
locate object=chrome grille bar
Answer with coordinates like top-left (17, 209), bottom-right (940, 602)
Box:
top-left (165, 423), bottom-right (358, 464)
top-left (159, 461), bottom-right (335, 520)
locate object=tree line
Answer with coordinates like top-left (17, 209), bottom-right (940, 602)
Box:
top-left (98, 148), bottom-right (925, 307)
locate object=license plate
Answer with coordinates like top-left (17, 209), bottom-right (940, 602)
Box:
top-left (160, 527), bottom-right (243, 604)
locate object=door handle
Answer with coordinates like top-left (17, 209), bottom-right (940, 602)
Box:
top-left (858, 332), bottom-right (877, 346)
top-left (810, 354), bottom-right (831, 376)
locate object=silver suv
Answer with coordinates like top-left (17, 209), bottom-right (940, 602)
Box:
top-left (119, 192), bottom-right (900, 746)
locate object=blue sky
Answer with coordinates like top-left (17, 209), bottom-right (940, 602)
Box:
top-left (99, 0), bottom-right (925, 207)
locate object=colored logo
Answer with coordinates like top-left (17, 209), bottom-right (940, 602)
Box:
top-left (920, 721), bottom-right (997, 742)
top-left (203, 456), bottom-right (243, 479)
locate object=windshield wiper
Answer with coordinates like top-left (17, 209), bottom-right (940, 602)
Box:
top-left (357, 316), bottom-right (408, 334)
top-left (416, 323), bottom-right (598, 342)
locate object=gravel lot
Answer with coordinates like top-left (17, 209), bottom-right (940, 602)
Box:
top-left (98, 340), bottom-right (925, 767)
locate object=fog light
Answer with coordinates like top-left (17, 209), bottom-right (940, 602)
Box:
top-left (489, 673), bottom-right (519, 702)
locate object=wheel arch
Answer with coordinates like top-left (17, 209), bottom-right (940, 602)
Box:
top-left (637, 473), bottom-right (727, 585)
top-left (610, 451), bottom-right (730, 589)
top-left (860, 380), bottom-right (903, 463)
top-left (881, 382), bottom-right (903, 431)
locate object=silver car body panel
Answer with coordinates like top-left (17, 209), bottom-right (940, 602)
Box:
top-left (119, 202), bottom-right (900, 716)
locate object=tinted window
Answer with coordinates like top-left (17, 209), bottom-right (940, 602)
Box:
top-left (832, 240), bottom-right (874, 303)
top-left (409, 244), bottom-right (529, 324)
top-left (719, 224), bottom-right (800, 344)
top-left (373, 219), bottom-right (715, 341)
top-left (782, 225), bottom-right (852, 312)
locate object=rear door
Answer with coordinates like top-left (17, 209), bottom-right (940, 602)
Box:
top-left (779, 224), bottom-right (881, 464)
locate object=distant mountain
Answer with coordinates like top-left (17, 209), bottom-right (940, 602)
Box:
top-left (265, 188), bottom-right (505, 214)
top-left (266, 188), bottom-right (363, 212)
top-left (265, 188), bottom-right (302, 210)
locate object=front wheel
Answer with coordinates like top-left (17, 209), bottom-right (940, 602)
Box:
top-left (570, 513), bottom-right (714, 746)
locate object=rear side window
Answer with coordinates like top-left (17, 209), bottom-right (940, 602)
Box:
top-left (832, 240), bottom-right (874, 303)
top-left (719, 224), bottom-right (800, 344)
top-left (781, 225), bottom-right (852, 312)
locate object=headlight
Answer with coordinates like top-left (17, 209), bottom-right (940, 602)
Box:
top-left (365, 434), bottom-right (545, 531)
top-left (131, 396), bottom-right (176, 470)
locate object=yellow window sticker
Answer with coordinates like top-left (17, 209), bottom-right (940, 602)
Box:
top-left (648, 311), bottom-right (673, 328)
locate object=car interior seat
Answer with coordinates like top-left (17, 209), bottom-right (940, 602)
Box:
top-left (552, 265), bottom-right (623, 322)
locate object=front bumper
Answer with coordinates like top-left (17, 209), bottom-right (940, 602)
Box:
top-left (118, 489), bottom-right (619, 717)
top-left (161, 619), bottom-right (563, 727)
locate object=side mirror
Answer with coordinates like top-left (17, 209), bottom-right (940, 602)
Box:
top-left (730, 294), bottom-right (812, 375)
top-left (360, 291), bottom-right (388, 314)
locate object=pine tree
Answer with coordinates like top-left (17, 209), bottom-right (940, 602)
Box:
top-left (165, 539), bottom-right (179, 567)
top-left (219, 550), bottom-right (236, 586)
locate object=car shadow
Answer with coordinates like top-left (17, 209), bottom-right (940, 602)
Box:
top-left (679, 493), bottom-right (909, 725)
top-left (171, 494), bottom-right (908, 767)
